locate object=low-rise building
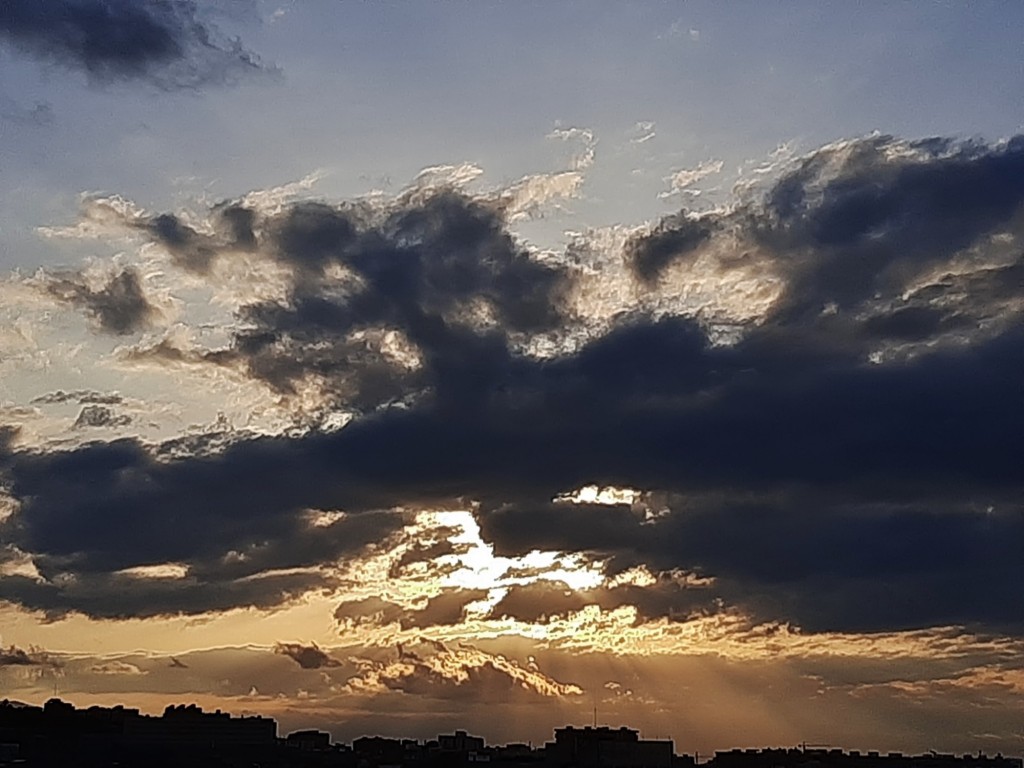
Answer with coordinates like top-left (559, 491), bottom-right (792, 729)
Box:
top-left (287, 729), bottom-right (333, 751)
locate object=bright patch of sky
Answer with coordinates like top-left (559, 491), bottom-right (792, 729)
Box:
top-left (4, 2), bottom-right (1024, 270)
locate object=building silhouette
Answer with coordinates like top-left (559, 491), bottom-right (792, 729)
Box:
top-left (545, 726), bottom-right (675, 768)
top-left (1, 698), bottom-right (1021, 768)
top-left (0, 698), bottom-right (275, 766)
top-left (711, 748), bottom-right (1022, 768)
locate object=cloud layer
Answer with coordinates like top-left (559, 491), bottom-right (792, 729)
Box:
top-left (1, 134), bottom-right (1022, 643)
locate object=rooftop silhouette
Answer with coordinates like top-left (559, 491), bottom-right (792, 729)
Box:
top-left (0, 699), bottom-right (1020, 768)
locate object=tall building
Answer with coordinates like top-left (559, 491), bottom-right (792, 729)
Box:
top-left (545, 726), bottom-right (674, 768)
top-left (439, 731), bottom-right (486, 753)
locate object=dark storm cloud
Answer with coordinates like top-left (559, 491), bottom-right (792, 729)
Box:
top-left (243, 192), bottom-right (567, 411)
top-left (123, 190), bottom-right (567, 413)
top-left (760, 135), bottom-right (1024, 322)
top-left (471, 314), bottom-right (1024, 631)
top-left (397, 590), bottom-right (490, 629)
top-left (274, 642), bottom-right (341, 670)
top-left (488, 578), bottom-right (715, 625)
top-left (334, 589), bottom-right (490, 631)
top-left (388, 530), bottom-right (471, 579)
top-left (629, 134), bottom-right (1024, 330)
top-left (627, 210), bottom-right (715, 284)
top-left (134, 190), bottom-right (569, 412)
top-left (0, 434), bottom-right (406, 617)
top-left (0, 564), bottom-right (343, 621)
top-left (0, 0), bottom-right (274, 89)
top-left (139, 205), bottom-right (258, 272)
top-left (3, 134), bottom-right (1024, 633)
top-left (665, 502), bottom-right (1024, 633)
top-left (482, 495), bottom-right (1024, 633)
top-left (47, 267), bottom-right (157, 335)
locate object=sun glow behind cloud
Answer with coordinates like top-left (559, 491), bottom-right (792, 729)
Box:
top-left (554, 485), bottom-right (641, 506)
top-left (430, 510), bottom-right (605, 593)
top-left (1, 112), bottom-right (1024, 753)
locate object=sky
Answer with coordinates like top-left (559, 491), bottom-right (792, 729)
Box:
top-left (1, 0), bottom-right (1023, 755)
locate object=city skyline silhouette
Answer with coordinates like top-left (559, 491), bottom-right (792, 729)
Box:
top-left (2, 1), bottom-right (1023, 760)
